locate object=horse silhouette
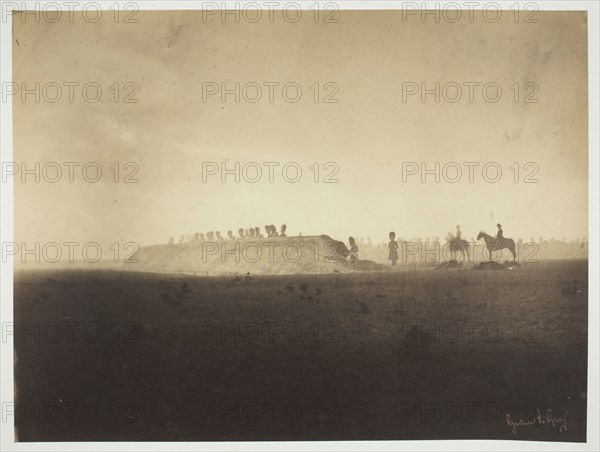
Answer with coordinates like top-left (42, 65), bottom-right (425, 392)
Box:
top-left (445, 233), bottom-right (470, 261)
top-left (477, 231), bottom-right (516, 261)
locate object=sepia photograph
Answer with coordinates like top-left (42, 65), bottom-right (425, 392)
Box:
top-left (0, 1), bottom-right (598, 450)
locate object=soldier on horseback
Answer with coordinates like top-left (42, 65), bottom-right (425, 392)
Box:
top-left (446, 225), bottom-right (468, 262)
top-left (477, 227), bottom-right (516, 262)
top-left (495, 223), bottom-right (504, 249)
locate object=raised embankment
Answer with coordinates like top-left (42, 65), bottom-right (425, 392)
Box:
top-left (124, 235), bottom-right (383, 276)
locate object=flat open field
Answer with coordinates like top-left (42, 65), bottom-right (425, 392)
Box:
top-left (13, 260), bottom-right (588, 441)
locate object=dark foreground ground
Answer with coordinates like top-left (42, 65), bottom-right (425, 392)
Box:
top-left (13, 260), bottom-right (588, 441)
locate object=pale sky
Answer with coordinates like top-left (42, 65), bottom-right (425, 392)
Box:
top-left (13, 10), bottom-right (588, 247)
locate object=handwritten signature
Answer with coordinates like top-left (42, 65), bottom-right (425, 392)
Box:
top-left (506, 408), bottom-right (568, 434)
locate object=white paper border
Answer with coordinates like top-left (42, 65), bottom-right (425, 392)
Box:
top-left (1, 1), bottom-right (598, 451)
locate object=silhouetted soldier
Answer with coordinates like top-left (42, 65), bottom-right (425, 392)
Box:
top-left (255, 227), bottom-right (263, 238)
top-left (495, 223), bottom-right (504, 250)
top-left (348, 237), bottom-right (359, 261)
top-left (280, 224), bottom-right (287, 237)
top-left (199, 233), bottom-right (206, 242)
top-left (265, 225), bottom-right (271, 237)
top-left (227, 230), bottom-right (234, 240)
top-left (239, 228), bottom-right (246, 239)
top-left (216, 231), bottom-right (223, 241)
top-left (270, 225), bottom-right (279, 237)
top-left (388, 231), bottom-right (398, 266)
top-left (248, 228), bottom-right (255, 238)
top-left (449, 225), bottom-right (464, 261)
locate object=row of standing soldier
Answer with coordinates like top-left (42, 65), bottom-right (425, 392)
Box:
top-left (169, 224), bottom-right (505, 265)
top-left (169, 225), bottom-right (287, 244)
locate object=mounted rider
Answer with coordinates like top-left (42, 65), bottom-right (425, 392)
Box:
top-left (449, 225), bottom-right (468, 261)
top-left (495, 223), bottom-right (504, 249)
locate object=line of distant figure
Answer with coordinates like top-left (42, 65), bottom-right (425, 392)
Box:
top-left (166, 224), bottom-right (502, 264)
top-left (168, 224), bottom-right (288, 244)
top-left (165, 222), bottom-right (587, 265)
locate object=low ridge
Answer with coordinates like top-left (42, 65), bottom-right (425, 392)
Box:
top-left (124, 235), bottom-right (384, 276)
